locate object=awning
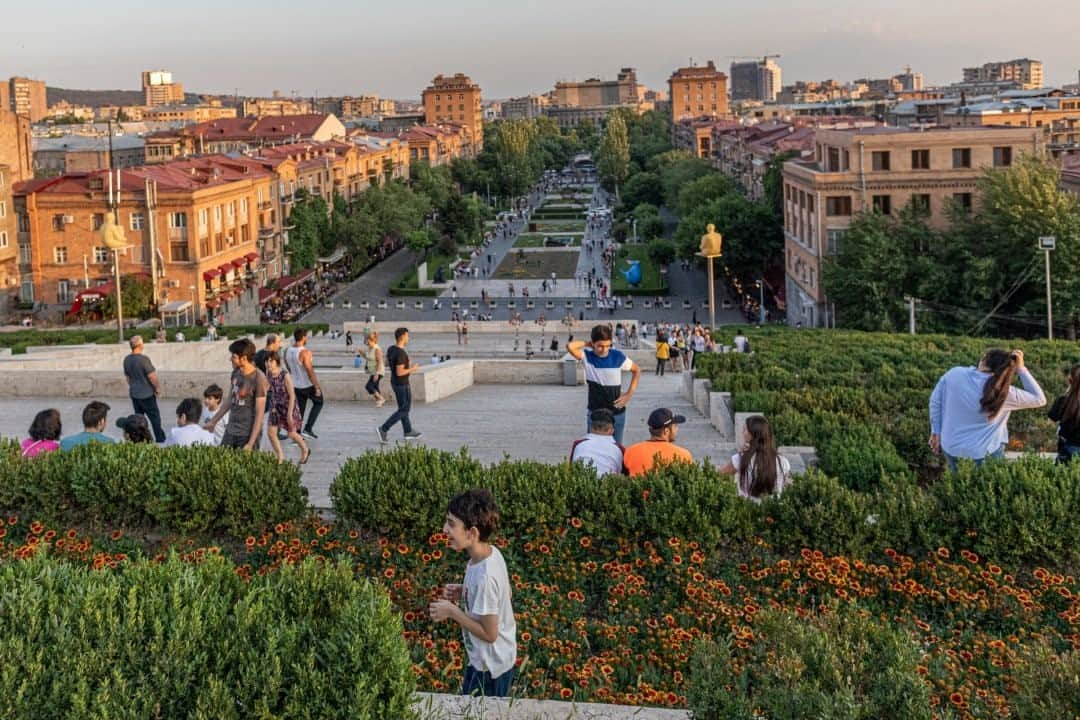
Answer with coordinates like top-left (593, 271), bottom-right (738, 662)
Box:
top-left (160, 300), bottom-right (192, 314)
top-left (258, 287), bottom-right (278, 304)
top-left (217, 263), bottom-right (234, 275)
top-left (278, 267), bottom-right (316, 292)
top-left (65, 280), bottom-right (117, 316)
top-left (231, 258), bottom-right (247, 269)
top-left (205, 300), bottom-right (220, 309)
top-left (244, 251), bottom-right (259, 262)
top-left (202, 268), bottom-right (221, 281)
top-left (317, 247), bottom-right (346, 265)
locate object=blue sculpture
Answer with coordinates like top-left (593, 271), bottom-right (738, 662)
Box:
top-left (621, 259), bottom-right (642, 286)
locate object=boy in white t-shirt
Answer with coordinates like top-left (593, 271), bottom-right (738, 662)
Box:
top-left (200, 384), bottom-right (228, 446)
top-left (165, 398), bottom-right (217, 447)
top-left (429, 489), bottom-right (516, 697)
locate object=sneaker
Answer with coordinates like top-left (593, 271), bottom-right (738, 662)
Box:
top-left (376, 427), bottom-right (389, 444)
top-left (301, 429), bottom-right (319, 440)
top-left (403, 431), bottom-right (424, 441)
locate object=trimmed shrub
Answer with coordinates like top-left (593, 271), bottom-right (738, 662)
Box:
top-left (331, 447), bottom-right (754, 545)
top-left (927, 456), bottom-right (1080, 567)
top-left (759, 469), bottom-right (871, 557)
top-left (687, 605), bottom-right (932, 720)
top-left (0, 443), bottom-right (308, 538)
top-left (0, 553), bottom-right (415, 719)
top-left (816, 425), bottom-right (911, 492)
top-left (1011, 639), bottom-right (1080, 720)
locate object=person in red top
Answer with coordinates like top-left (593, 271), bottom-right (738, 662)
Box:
top-left (622, 408), bottom-right (694, 477)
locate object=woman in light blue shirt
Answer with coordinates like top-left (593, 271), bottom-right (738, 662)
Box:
top-left (929, 349), bottom-right (1046, 471)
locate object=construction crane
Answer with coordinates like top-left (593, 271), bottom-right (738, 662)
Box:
top-left (727, 54), bottom-right (782, 64)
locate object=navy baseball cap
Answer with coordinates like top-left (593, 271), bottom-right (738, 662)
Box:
top-left (647, 408), bottom-right (686, 429)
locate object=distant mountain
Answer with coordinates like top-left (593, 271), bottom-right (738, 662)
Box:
top-left (46, 87), bottom-right (202, 107)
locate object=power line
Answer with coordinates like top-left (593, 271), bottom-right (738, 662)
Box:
top-left (967, 255), bottom-right (1041, 336)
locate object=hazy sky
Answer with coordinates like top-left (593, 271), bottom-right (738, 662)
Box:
top-left (2, 0), bottom-right (1077, 99)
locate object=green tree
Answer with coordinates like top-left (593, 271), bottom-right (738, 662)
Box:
top-left (647, 239), bottom-right (677, 267)
top-left (675, 173), bottom-right (737, 219)
top-left (597, 112), bottom-right (630, 199)
top-left (100, 274), bottom-right (154, 320)
top-left (658, 156), bottom-right (713, 207)
top-left (821, 211), bottom-right (911, 331)
top-left (763, 151), bottom-right (797, 218)
top-left (620, 171), bottom-right (664, 209)
top-left (405, 228), bottom-right (435, 259)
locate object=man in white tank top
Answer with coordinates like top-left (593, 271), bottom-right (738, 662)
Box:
top-left (285, 328), bottom-right (323, 439)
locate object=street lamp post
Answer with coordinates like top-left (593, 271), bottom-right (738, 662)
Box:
top-left (756, 280), bottom-right (765, 325)
top-left (189, 285), bottom-right (197, 326)
top-left (1039, 236), bottom-right (1056, 340)
top-left (696, 224), bottom-right (723, 332)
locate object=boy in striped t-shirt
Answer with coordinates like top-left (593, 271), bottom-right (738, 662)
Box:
top-left (568, 325), bottom-right (641, 444)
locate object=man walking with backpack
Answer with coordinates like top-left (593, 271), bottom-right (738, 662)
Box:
top-left (284, 328), bottom-right (324, 440)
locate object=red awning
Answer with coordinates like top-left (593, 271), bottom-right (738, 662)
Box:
top-left (258, 287), bottom-right (278, 304)
top-left (244, 252), bottom-right (259, 262)
top-left (231, 258), bottom-right (246, 269)
top-left (202, 268), bottom-right (221, 281)
top-left (66, 281), bottom-right (116, 316)
top-left (205, 300), bottom-right (220, 309)
top-left (217, 263), bottom-right (234, 275)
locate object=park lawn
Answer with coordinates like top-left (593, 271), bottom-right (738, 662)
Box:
top-left (513, 233), bottom-right (584, 248)
top-left (532, 220), bottom-right (587, 232)
top-left (612, 244), bottom-right (666, 294)
top-left (492, 249), bottom-right (581, 279)
top-left (392, 248), bottom-right (462, 291)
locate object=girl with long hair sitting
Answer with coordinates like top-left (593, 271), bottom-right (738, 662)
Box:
top-left (718, 415), bottom-right (791, 501)
top-left (929, 349), bottom-right (1046, 471)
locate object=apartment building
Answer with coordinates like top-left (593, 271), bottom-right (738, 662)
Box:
top-left (668, 62), bottom-right (729, 124)
top-left (781, 126), bottom-right (1041, 327)
top-left (34, 136), bottom-right (146, 176)
top-left (6, 77), bottom-right (47, 122)
top-left (730, 59), bottom-right (782, 102)
top-left (0, 165), bottom-right (17, 302)
top-left (423, 74), bottom-right (483, 155)
top-left (143, 114), bottom-right (346, 163)
top-left (401, 124), bottom-right (468, 166)
top-left (962, 58), bottom-right (1043, 90)
top-left (502, 95), bottom-right (549, 120)
top-left (142, 71), bottom-right (185, 107)
top-left (14, 156), bottom-right (275, 323)
top-left (242, 97), bottom-right (313, 118)
top-left (142, 103), bottom-right (238, 124)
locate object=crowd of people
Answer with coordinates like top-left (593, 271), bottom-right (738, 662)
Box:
top-left (260, 276), bottom-right (336, 325)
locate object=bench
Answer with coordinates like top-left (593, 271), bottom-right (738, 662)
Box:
top-left (526, 301), bottom-right (535, 310)
top-left (377, 300), bottom-right (388, 309)
top-left (643, 301), bottom-right (653, 309)
top-left (395, 300), bottom-right (406, 310)
top-left (470, 301), bottom-right (479, 309)
top-left (359, 300), bottom-right (370, 309)
top-left (451, 301), bottom-right (461, 309)
top-left (413, 301), bottom-right (424, 310)
top-left (625, 300), bottom-right (634, 309)
top-left (545, 301), bottom-right (555, 309)
top-left (662, 301), bottom-right (673, 309)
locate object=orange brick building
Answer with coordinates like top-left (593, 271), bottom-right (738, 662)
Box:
top-left (668, 62), bottom-right (729, 124)
top-left (0, 109), bottom-right (32, 310)
top-left (422, 74), bottom-right (483, 155)
top-left (14, 157), bottom-right (276, 323)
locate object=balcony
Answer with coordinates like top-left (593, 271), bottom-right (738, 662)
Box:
top-left (259, 225), bottom-right (276, 238)
top-left (281, 194), bottom-right (295, 205)
top-left (258, 200), bottom-right (273, 211)
top-left (168, 227), bottom-right (188, 242)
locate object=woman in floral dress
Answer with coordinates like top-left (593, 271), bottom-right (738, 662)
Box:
top-left (265, 351), bottom-right (310, 464)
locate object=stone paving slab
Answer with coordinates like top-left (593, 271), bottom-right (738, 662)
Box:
top-left (414, 693), bottom-right (689, 720)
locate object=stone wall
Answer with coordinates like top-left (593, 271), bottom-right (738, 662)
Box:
top-left (413, 692), bottom-right (689, 720)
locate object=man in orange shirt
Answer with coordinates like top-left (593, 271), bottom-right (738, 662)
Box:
top-left (623, 408), bottom-right (694, 477)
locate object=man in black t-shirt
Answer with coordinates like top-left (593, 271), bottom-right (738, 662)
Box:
top-left (377, 327), bottom-right (422, 443)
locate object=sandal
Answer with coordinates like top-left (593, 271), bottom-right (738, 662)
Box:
top-left (300, 448), bottom-right (311, 465)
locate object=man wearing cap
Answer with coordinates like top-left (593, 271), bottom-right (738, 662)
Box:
top-left (123, 335), bottom-right (165, 443)
top-left (567, 325), bottom-right (640, 445)
top-left (622, 408), bottom-right (694, 477)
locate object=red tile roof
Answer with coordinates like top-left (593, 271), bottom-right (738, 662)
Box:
top-left (14, 155), bottom-right (274, 196)
top-left (183, 114), bottom-right (333, 143)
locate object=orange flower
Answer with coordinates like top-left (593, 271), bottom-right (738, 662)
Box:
top-left (570, 517), bottom-right (583, 529)
top-left (560, 688), bottom-right (573, 699)
top-left (936, 547), bottom-right (950, 559)
top-left (315, 526), bottom-right (329, 537)
top-left (110, 530), bottom-right (122, 541)
top-left (579, 537), bottom-right (591, 549)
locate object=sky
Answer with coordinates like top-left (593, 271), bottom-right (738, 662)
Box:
top-left (2, 0), bottom-right (1078, 99)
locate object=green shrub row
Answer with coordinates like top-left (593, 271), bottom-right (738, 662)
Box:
top-left (331, 447), bottom-right (1080, 567)
top-left (687, 605), bottom-right (932, 720)
top-left (0, 553), bottom-right (414, 719)
top-left (0, 442), bottom-right (308, 538)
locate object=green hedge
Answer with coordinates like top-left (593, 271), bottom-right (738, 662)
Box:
top-left (330, 446), bottom-right (754, 547)
top-left (0, 553), bottom-right (415, 719)
top-left (0, 443), bottom-right (308, 538)
top-left (331, 446), bottom-right (1080, 568)
top-left (0, 323), bottom-right (329, 355)
top-left (688, 605), bottom-right (932, 720)
top-left (387, 286), bottom-right (440, 297)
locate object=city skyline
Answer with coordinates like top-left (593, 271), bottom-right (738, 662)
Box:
top-left (1, 0), bottom-right (1078, 99)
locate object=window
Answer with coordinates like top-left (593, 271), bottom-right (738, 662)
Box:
top-left (94, 246), bottom-right (109, 263)
top-left (871, 151), bottom-right (890, 171)
top-left (215, 233), bottom-right (223, 253)
top-left (0, 201), bottom-right (6, 218)
top-left (58, 280), bottom-right (71, 303)
top-left (826, 229), bottom-right (846, 255)
top-left (911, 149), bottom-right (930, 170)
top-left (872, 194), bottom-right (892, 215)
top-left (953, 192), bottom-right (973, 212)
top-left (0, 231), bottom-right (7, 248)
top-left (213, 206), bottom-right (222, 228)
top-left (910, 194), bottom-right (931, 215)
top-left (18, 213), bottom-right (29, 232)
top-left (952, 148), bottom-right (972, 168)
top-left (240, 198), bottom-right (248, 216)
top-left (54, 246), bottom-right (68, 264)
top-left (53, 214), bottom-right (66, 231)
top-left (993, 146), bottom-right (1013, 167)
top-left (826, 196), bottom-right (852, 216)
top-left (827, 147), bottom-right (841, 171)
top-left (130, 212), bottom-right (145, 230)
top-left (92, 213), bottom-right (105, 231)
top-left (171, 212), bottom-right (188, 228)
top-left (200, 237), bottom-right (210, 257)
top-left (170, 242), bottom-right (190, 262)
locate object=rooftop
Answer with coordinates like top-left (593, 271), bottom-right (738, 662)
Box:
top-left (33, 135), bottom-right (145, 153)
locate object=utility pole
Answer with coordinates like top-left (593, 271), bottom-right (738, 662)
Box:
top-left (905, 296), bottom-right (916, 335)
top-left (1039, 236), bottom-right (1056, 340)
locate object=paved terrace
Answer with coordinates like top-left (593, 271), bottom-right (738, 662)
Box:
top-left (0, 335), bottom-right (808, 509)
